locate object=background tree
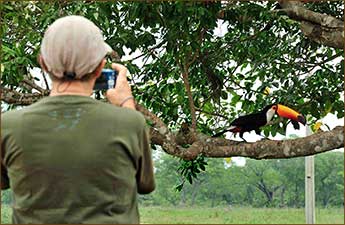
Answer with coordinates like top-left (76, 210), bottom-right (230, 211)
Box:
top-left (240, 160), bottom-right (284, 207)
top-left (133, 151), bottom-right (343, 208)
top-left (275, 157), bottom-right (305, 208)
top-left (315, 152), bottom-right (344, 207)
top-left (1, 1), bottom-right (344, 165)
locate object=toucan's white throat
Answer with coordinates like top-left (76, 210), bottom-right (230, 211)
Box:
top-left (266, 108), bottom-right (276, 123)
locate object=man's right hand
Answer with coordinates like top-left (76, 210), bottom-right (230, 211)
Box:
top-left (106, 63), bottom-right (136, 110)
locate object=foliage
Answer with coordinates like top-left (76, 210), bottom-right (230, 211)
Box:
top-left (315, 152), bottom-right (344, 207)
top-left (176, 154), bottom-right (207, 191)
top-left (2, 1), bottom-right (343, 132)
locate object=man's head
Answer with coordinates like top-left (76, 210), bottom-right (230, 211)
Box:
top-left (39, 15), bottom-right (112, 81)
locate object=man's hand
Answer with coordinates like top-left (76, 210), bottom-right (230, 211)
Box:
top-left (106, 63), bottom-right (136, 109)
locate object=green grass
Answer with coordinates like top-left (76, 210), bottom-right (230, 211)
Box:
top-left (1, 204), bottom-right (344, 224)
top-left (140, 206), bottom-right (344, 224)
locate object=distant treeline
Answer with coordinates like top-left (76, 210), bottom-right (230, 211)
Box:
top-left (139, 151), bottom-right (344, 208)
top-left (2, 152), bottom-right (343, 208)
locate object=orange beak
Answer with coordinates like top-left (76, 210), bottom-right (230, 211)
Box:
top-left (276, 104), bottom-right (306, 125)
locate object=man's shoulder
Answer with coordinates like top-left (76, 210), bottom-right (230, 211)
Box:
top-left (1, 99), bottom-right (47, 121)
top-left (1, 107), bottom-right (28, 133)
top-left (99, 102), bottom-right (146, 127)
top-left (2, 107), bottom-right (26, 122)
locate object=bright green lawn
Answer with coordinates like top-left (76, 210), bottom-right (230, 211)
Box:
top-left (1, 204), bottom-right (343, 224)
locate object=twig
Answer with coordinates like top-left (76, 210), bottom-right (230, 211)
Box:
top-left (21, 79), bottom-right (49, 94)
top-left (195, 108), bottom-right (228, 119)
top-left (41, 71), bottom-right (50, 90)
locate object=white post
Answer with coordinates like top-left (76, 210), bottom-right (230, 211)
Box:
top-left (305, 125), bottom-right (315, 224)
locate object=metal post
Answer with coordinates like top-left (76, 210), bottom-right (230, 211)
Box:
top-left (305, 125), bottom-right (315, 224)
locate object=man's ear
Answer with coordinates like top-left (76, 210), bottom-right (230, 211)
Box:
top-left (94, 59), bottom-right (106, 78)
top-left (38, 55), bottom-right (49, 72)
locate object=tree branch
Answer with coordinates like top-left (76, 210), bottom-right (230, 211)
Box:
top-left (21, 79), bottom-right (49, 94)
top-left (41, 71), bottom-right (50, 90)
top-left (178, 61), bottom-right (197, 130)
top-left (278, 0), bottom-right (344, 49)
top-left (180, 126), bottom-right (343, 160)
top-left (195, 107), bottom-right (229, 119)
top-left (1, 87), bottom-right (49, 105)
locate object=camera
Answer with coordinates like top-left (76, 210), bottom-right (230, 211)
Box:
top-left (93, 69), bottom-right (118, 90)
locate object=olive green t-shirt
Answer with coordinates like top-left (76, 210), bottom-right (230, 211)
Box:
top-left (1, 95), bottom-right (155, 224)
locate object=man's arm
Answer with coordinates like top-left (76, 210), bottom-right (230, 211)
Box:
top-left (1, 163), bottom-right (10, 190)
top-left (136, 127), bottom-right (155, 194)
top-left (1, 144), bottom-right (10, 189)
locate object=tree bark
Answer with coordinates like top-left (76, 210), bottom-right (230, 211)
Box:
top-left (148, 117), bottom-right (344, 160)
top-left (278, 0), bottom-right (344, 49)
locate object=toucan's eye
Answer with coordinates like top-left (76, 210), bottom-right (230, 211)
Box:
top-left (272, 106), bottom-right (277, 110)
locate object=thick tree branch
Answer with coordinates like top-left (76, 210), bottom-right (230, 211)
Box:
top-left (139, 101), bottom-right (344, 160)
top-left (182, 126), bottom-right (344, 160)
top-left (278, 0), bottom-right (344, 49)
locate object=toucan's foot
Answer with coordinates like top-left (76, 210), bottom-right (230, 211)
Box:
top-left (240, 137), bottom-right (248, 143)
top-left (260, 136), bottom-right (272, 141)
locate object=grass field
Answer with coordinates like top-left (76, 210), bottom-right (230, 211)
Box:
top-left (1, 204), bottom-right (344, 224)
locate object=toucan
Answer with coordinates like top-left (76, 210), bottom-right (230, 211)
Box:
top-left (213, 104), bottom-right (306, 141)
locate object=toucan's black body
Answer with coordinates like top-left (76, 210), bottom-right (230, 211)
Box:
top-left (213, 104), bottom-right (306, 142)
top-left (229, 111), bottom-right (268, 137)
top-left (213, 105), bottom-right (274, 140)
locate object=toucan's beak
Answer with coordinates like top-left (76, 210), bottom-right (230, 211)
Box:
top-left (276, 104), bottom-right (306, 125)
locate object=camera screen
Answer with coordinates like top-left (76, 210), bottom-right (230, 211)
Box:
top-left (93, 69), bottom-right (117, 91)
top-left (94, 73), bottom-right (109, 90)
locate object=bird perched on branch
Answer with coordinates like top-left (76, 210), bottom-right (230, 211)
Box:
top-left (213, 104), bottom-right (306, 142)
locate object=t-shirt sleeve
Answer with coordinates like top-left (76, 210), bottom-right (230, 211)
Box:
top-left (136, 125), bottom-right (155, 194)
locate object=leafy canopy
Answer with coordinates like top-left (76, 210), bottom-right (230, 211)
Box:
top-left (2, 1), bottom-right (344, 137)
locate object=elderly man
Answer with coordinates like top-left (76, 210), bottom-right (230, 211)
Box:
top-left (1, 15), bottom-right (155, 224)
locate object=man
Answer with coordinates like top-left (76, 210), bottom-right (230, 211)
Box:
top-left (1, 15), bottom-right (155, 224)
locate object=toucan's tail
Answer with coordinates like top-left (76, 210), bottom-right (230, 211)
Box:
top-left (212, 127), bottom-right (235, 137)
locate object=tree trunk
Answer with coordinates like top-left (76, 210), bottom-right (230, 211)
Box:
top-left (179, 188), bottom-right (187, 206)
top-left (294, 183), bottom-right (299, 207)
top-left (265, 191), bottom-right (274, 206)
top-left (211, 193), bottom-right (216, 207)
top-left (280, 186), bottom-right (286, 207)
top-left (190, 181), bottom-right (200, 206)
